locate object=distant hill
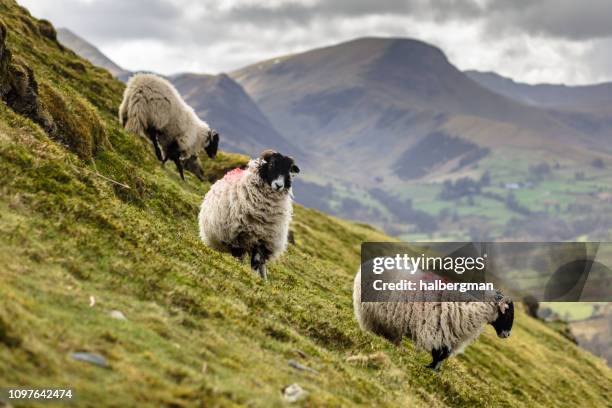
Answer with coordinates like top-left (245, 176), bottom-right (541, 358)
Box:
top-left (57, 28), bottom-right (129, 78)
top-left (169, 73), bottom-right (303, 159)
top-left (466, 70), bottom-right (612, 112)
top-left (231, 38), bottom-right (598, 186)
top-left (231, 38), bottom-right (612, 240)
top-left (466, 70), bottom-right (612, 150)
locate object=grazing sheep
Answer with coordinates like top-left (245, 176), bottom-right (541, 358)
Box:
top-left (353, 268), bottom-right (514, 371)
top-left (118, 73), bottom-right (219, 180)
top-left (198, 150), bottom-right (300, 279)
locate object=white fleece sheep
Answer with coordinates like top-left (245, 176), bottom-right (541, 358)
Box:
top-left (353, 267), bottom-right (514, 370)
top-left (118, 73), bottom-right (219, 180)
top-left (198, 150), bottom-right (299, 280)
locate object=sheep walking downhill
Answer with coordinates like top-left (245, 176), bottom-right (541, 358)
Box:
top-left (198, 150), bottom-right (300, 280)
top-left (118, 73), bottom-right (220, 181)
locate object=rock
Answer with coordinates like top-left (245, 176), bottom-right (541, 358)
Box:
top-left (70, 352), bottom-right (109, 368)
top-left (37, 19), bottom-right (58, 42)
top-left (109, 310), bottom-right (127, 321)
top-left (288, 359), bottom-right (318, 374)
top-left (282, 383), bottom-right (307, 403)
top-left (89, 295), bottom-right (96, 307)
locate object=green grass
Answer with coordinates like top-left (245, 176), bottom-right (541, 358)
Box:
top-left (0, 1), bottom-right (611, 406)
top-left (544, 303), bottom-right (608, 322)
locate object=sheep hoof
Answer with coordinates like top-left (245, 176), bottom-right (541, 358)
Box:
top-left (258, 266), bottom-right (268, 281)
top-left (426, 362), bottom-right (441, 372)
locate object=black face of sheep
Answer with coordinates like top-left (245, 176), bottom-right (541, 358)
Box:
top-left (258, 150), bottom-right (300, 192)
top-left (205, 130), bottom-right (219, 159)
top-left (491, 300), bottom-right (514, 338)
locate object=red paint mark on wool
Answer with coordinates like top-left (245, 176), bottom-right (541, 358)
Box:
top-left (223, 167), bottom-right (245, 183)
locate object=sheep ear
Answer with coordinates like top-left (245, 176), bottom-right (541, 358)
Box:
top-left (290, 164), bottom-right (300, 174)
top-left (260, 149), bottom-right (276, 162)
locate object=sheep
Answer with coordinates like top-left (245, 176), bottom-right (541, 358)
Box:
top-left (198, 150), bottom-right (300, 280)
top-left (353, 267), bottom-right (514, 371)
top-left (118, 73), bottom-right (219, 181)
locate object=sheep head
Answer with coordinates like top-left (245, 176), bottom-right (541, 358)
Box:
top-left (258, 150), bottom-right (300, 192)
top-left (204, 128), bottom-right (219, 159)
top-left (491, 291), bottom-right (514, 338)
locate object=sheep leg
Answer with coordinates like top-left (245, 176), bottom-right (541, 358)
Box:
top-left (164, 140), bottom-right (185, 181)
top-left (183, 155), bottom-right (205, 181)
top-left (145, 127), bottom-right (164, 162)
top-left (250, 246), bottom-right (270, 280)
top-left (152, 137), bottom-right (164, 162)
top-left (426, 346), bottom-right (451, 371)
top-left (230, 246), bottom-right (246, 261)
top-left (173, 158), bottom-right (185, 181)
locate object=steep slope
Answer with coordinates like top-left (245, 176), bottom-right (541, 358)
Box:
top-left (57, 27), bottom-right (129, 78)
top-left (0, 3), bottom-right (611, 407)
top-left (170, 73), bottom-right (303, 158)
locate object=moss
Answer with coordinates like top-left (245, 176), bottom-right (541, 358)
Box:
top-left (38, 81), bottom-right (109, 160)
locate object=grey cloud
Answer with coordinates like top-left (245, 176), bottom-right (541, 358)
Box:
top-left (225, 0), bottom-right (612, 41)
top-left (225, 0), bottom-right (483, 25)
top-left (22, 0), bottom-right (183, 42)
top-left (18, 0), bottom-right (612, 84)
top-left (485, 0), bottom-right (612, 40)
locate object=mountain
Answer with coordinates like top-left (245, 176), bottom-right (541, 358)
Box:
top-left (231, 38), bottom-right (598, 185)
top-left (231, 38), bottom-right (612, 241)
top-left (2, 2), bottom-right (611, 405)
top-left (169, 73), bottom-right (303, 158)
top-left (57, 28), bottom-right (129, 78)
top-left (466, 70), bottom-right (612, 112)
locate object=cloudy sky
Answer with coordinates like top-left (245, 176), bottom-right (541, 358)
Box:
top-left (19, 0), bottom-right (612, 85)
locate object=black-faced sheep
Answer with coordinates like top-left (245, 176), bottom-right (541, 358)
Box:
top-left (198, 150), bottom-right (300, 280)
top-left (118, 73), bottom-right (219, 181)
top-left (353, 268), bottom-right (514, 371)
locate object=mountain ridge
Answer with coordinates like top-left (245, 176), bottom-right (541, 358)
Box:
top-left (466, 69), bottom-right (612, 111)
top-left (169, 72), bottom-right (304, 159)
top-left (57, 27), bottom-right (129, 78)
top-left (231, 37), bottom-right (597, 183)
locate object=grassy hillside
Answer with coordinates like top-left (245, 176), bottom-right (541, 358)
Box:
top-left (0, 1), bottom-right (610, 406)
